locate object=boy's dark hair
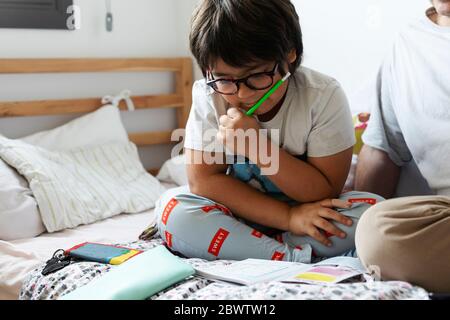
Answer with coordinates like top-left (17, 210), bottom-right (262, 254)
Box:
top-left (190, 0), bottom-right (303, 77)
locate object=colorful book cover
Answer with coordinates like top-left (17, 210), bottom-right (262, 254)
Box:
top-left (65, 242), bottom-right (142, 265)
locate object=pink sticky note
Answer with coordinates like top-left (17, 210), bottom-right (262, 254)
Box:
top-left (308, 266), bottom-right (352, 277)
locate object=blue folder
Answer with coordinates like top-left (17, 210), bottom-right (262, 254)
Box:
top-left (59, 246), bottom-right (194, 300)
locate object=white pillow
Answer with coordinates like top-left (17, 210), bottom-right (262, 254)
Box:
top-left (156, 154), bottom-right (188, 186)
top-left (0, 137), bottom-right (165, 232)
top-left (21, 104), bottom-right (129, 149)
top-left (0, 105), bottom-right (129, 240)
top-left (0, 160), bottom-right (45, 240)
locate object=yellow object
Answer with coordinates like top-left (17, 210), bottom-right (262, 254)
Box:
top-left (295, 272), bottom-right (336, 283)
top-left (110, 249), bottom-right (141, 265)
top-left (354, 128), bottom-right (364, 154)
top-left (353, 113), bottom-right (370, 155)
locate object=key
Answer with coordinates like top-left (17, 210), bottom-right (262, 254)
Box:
top-left (41, 249), bottom-right (71, 276)
top-left (42, 259), bottom-right (70, 276)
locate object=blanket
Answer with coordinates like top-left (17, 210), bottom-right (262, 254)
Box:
top-left (19, 237), bottom-right (429, 300)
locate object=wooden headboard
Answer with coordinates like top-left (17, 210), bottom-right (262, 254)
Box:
top-left (0, 58), bottom-right (193, 175)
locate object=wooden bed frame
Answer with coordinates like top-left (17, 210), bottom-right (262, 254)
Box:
top-left (0, 58), bottom-right (193, 175)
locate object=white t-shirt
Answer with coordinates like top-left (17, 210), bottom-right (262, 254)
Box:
top-left (184, 66), bottom-right (355, 160)
top-left (362, 8), bottom-right (450, 196)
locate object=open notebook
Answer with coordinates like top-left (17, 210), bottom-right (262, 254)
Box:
top-left (195, 256), bottom-right (367, 286)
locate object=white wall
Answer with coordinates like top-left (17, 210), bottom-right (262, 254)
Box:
top-left (175, 0), bottom-right (204, 80)
top-left (293, 0), bottom-right (431, 113)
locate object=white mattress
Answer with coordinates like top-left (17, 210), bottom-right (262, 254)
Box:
top-left (0, 181), bottom-right (178, 300)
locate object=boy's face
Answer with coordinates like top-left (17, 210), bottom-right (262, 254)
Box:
top-left (209, 59), bottom-right (289, 116)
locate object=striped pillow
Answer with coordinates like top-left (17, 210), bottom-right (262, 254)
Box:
top-left (0, 137), bottom-right (166, 232)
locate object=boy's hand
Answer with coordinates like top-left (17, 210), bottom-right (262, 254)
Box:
top-left (217, 107), bottom-right (261, 158)
top-left (287, 199), bottom-right (354, 247)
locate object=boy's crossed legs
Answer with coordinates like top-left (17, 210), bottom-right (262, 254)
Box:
top-left (156, 185), bottom-right (384, 262)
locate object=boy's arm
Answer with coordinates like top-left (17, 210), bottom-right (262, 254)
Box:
top-left (186, 148), bottom-right (291, 231)
top-left (253, 83), bottom-right (354, 203)
top-left (251, 136), bottom-right (353, 203)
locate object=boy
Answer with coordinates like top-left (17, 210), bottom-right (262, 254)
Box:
top-left (155, 0), bottom-right (383, 262)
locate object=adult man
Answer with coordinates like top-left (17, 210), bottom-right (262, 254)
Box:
top-left (354, 0), bottom-right (450, 293)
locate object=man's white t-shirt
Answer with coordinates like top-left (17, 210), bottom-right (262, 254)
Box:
top-left (184, 66), bottom-right (355, 161)
top-left (362, 8), bottom-right (450, 196)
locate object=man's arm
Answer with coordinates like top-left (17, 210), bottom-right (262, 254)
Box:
top-left (354, 144), bottom-right (400, 199)
top-left (186, 148), bottom-right (291, 231)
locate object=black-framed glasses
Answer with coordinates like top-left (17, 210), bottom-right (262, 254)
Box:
top-left (206, 63), bottom-right (278, 95)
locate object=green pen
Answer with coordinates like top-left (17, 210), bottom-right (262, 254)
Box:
top-left (245, 72), bottom-right (291, 116)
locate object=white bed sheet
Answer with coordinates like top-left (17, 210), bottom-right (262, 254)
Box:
top-left (0, 181), bottom-right (179, 300)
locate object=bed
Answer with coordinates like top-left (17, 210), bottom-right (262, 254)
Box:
top-left (0, 58), bottom-right (429, 300)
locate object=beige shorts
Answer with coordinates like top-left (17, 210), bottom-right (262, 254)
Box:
top-left (355, 195), bottom-right (450, 293)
